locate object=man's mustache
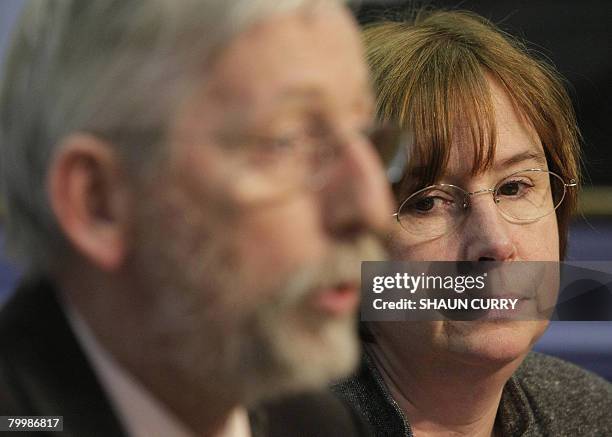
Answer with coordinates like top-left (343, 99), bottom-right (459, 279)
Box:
top-left (272, 234), bottom-right (388, 310)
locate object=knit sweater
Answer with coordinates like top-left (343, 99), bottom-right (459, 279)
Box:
top-left (332, 351), bottom-right (612, 436)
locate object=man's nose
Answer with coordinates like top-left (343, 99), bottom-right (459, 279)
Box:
top-left (319, 136), bottom-right (394, 240)
top-left (462, 194), bottom-right (517, 261)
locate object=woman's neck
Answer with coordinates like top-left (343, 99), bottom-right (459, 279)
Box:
top-left (365, 341), bottom-right (522, 437)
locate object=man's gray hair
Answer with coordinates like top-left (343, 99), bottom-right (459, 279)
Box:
top-left (0, 0), bottom-right (342, 272)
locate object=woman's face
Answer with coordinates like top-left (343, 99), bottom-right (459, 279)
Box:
top-left (374, 78), bottom-right (559, 366)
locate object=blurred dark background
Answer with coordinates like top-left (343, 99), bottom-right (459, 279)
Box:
top-left (0, 0), bottom-right (611, 379)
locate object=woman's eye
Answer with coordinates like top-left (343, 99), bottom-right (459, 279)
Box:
top-left (499, 182), bottom-right (519, 196)
top-left (498, 180), bottom-right (532, 196)
top-left (410, 195), bottom-right (453, 212)
top-left (414, 197), bottom-right (435, 211)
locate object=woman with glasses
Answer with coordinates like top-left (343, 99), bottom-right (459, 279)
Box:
top-left (334, 9), bottom-right (612, 437)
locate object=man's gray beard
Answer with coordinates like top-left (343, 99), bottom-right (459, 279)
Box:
top-left (235, 238), bottom-right (385, 405)
top-left (128, 192), bottom-right (387, 406)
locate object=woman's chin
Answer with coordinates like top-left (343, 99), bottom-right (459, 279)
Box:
top-left (440, 320), bottom-right (549, 366)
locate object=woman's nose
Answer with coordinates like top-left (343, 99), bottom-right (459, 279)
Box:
top-left (461, 194), bottom-right (517, 261)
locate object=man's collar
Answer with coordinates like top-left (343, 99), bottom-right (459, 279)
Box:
top-left (63, 298), bottom-right (251, 437)
top-left (0, 277), bottom-right (127, 435)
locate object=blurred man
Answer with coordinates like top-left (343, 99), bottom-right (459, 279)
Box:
top-left (0, 1), bottom-right (393, 435)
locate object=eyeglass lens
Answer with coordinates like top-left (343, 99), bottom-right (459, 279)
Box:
top-left (397, 170), bottom-right (567, 237)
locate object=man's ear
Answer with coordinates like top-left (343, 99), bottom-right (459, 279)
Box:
top-left (48, 133), bottom-right (133, 272)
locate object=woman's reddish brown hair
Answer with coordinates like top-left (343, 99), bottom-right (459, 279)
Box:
top-left (364, 10), bottom-right (581, 258)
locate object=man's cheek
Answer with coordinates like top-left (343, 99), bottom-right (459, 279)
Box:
top-left (238, 214), bottom-right (326, 271)
top-left (235, 232), bottom-right (312, 283)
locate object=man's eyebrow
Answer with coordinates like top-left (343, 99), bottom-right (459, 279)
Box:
top-left (274, 85), bottom-right (374, 114)
top-left (275, 86), bottom-right (324, 103)
top-left (495, 149), bottom-right (547, 171)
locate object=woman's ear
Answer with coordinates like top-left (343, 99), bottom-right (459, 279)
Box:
top-left (48, 133), bottom-right (133, 271)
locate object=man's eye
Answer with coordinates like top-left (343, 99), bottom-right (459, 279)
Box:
top-left (265, 127), bottom-right (323, 151)
top-left (268, 136), bottom-right (298, 151)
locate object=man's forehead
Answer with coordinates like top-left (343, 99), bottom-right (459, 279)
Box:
top-left (199, 5), bottom-right (370, 112)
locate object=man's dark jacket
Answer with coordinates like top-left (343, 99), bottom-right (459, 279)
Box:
top-left (0, 278), bottom-right (371, 437)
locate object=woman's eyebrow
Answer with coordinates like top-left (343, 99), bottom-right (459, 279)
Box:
top-left (494, 149), bottom-right (547, 171)
top-left (401, 149), bottom-right (547, 184)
